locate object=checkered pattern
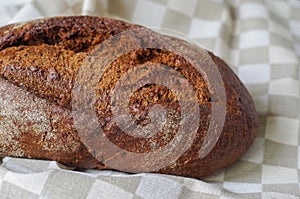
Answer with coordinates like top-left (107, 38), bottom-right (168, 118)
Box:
top-left (0, 0), bottom-right (300, 198)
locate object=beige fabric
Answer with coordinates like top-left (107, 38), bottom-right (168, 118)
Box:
top-left (0, 0), bottom-right (300, 198)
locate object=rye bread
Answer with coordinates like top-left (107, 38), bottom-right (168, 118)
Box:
top-left (0, 16), bottom-right (258, 179)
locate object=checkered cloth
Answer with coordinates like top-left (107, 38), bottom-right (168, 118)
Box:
top-left (0, 0), bottom-right (299, 198)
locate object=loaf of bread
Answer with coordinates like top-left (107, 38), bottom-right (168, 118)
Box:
top-left (0, 16), bottom-right (258, 179)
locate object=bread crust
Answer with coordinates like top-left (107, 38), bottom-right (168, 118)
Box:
top-left (0, 16), bottom-right (258, 179)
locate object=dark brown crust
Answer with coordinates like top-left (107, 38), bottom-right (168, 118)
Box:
top-left (0, 16), bottom-right (258, 179)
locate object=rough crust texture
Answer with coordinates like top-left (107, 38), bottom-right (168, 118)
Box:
top-left (0, 16), bottom-right (258, 179)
